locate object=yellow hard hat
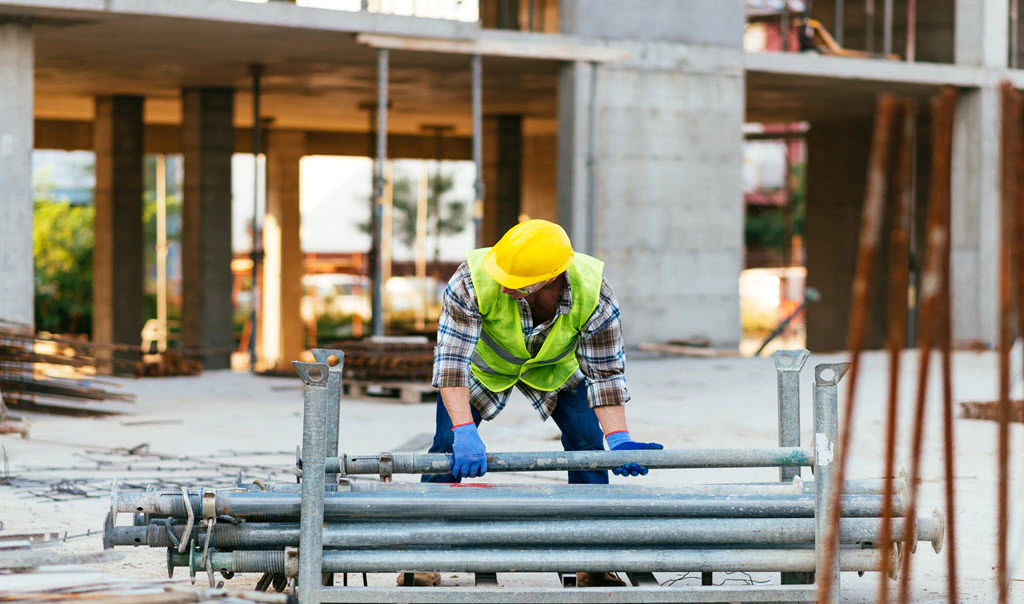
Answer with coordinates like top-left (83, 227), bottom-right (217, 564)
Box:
top-left (483, 219), bottom-right (575, 289)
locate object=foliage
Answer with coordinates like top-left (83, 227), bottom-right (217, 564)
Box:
top-left (33, 198), bottom-right (94, 334)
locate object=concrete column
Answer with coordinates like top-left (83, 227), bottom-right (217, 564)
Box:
top-left (558, 1), bottom-right (746, 346)
top-left (261, 130), bottom-right (306, 371)
top-left (0, 22), bottom-right (33, 327)
top-left (181, 88), bottom-right (234, 370)
top-left (955, 0), bottom-right (1009, 67)
top-left (483, 115), bottom-right (523, 245)
top-left (93, 96), bottom-right (145, 371)
top-left (804, 121), bottom-right (892, 351)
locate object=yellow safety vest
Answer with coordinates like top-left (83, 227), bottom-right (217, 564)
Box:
top-left (466, 247), bottom-right (604, 392)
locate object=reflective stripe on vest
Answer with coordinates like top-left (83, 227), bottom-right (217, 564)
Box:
top-left (465, 247), bottom-right (604, 393)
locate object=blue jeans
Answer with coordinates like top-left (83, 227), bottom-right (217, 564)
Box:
top-left (421, 382), bottom-right (608, 484)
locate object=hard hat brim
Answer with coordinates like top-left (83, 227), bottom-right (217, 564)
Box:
top-left (482, 247), bottom-right (573, 290)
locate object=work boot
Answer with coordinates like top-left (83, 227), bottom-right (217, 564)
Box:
top-left (576, 571), bottom-right (626, 587)
top-left (396, 571), bottom-right (441, 586)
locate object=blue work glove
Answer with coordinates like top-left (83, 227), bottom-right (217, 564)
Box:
top-left (606, 431), bottom-right (663, 477)
top-left (451, 423), bottom-right (488, 478)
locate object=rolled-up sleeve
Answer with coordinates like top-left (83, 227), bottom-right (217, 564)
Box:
top-left (577, 277), bottom-right (629, 408)
top-left (432, 263), bottom-right (483, 389)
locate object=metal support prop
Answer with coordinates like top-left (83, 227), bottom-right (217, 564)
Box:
top-left (294, 362), bottom-right (329, 604)
top-left (834, 0), bottom-right (844, 47)
top-left (310, 349), bottom-right (344, 487)
top-left (774, 349), bottom-right (810, 482)
top-left (813, 362), bottom-right (849, 604)
top-left (883, 0), bottom-right (893, 56)
top-left (585, 61), bottom-right (598, 255)
top-left (371, 48), bottom-right (389, 337)
top-left (110, 516), bottom-right (944, 550)
top-left (249, 63), bottom-right (263, 369)
top-left (471, 53), bottom-right (483, 247)
top-left (329, 446), bottom-right (812, 476)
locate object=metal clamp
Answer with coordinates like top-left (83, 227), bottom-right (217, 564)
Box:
top-left (199, 490), bottom-right (217, 568)
top-left (178, 488), bottom-right (194, 554)
top-left (379, 451), bottom-right (393, 482)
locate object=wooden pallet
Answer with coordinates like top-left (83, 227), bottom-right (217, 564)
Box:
top-left (343, 380), bottom-right (437, 404)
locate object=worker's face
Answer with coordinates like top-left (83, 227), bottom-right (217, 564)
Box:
top-left (501, 279), bottom-right (551, 299)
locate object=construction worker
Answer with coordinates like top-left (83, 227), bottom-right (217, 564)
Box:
top-left (398, 219), bottom-right (662, 588)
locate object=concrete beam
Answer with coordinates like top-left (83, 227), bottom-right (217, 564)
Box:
top-left (261, 130), bottom-right (305, 371)
top-left (181, 87), bottom-right (235, 369)
top-left (0, 21), bottom-right (33, 326)
top-left (92, 95), bottom-right (144, 371)
top-left (356, 32), bottom-right (630, 62)
top-left (33, 120), bottom-right (473, 159)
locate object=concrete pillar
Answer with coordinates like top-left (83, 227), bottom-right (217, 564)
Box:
top-left (522, 120), bottom-right (558, 222)
top-left (93, 96), bottom-right (145, 370)
top-left (261, 130), bottom-right (306, 370)
top-left (804, 120), bottom-right (892, 351)
top-left (483, 115), bottom-right (523, 245)
top-left (558, 1), bottom-right (746, 346)
top-left (181, 88), bottom-right (234, 370)
top-left (955, 0), bottom-right (1009, 67)
top-left (0, 22), bottom-right (33, 327)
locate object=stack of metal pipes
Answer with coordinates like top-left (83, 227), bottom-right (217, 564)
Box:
top-left (102, 350), bottom-right (946, 603)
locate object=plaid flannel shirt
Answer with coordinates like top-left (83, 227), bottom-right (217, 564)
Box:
top-left (432, 262), bottom-right (629, 421)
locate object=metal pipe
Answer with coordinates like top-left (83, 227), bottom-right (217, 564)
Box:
top-left (310, 349), bottom-right (344, 487)
top-left (906, 0), bottom-right (916, 61)
top-left (471, 53), bottom-right (483, 247)
top-left (780, 2), bottom-right (789, 52)
top-left (585, 61), bottom-right (598, 255)
top-left (200, 547), bottom-right (887, 576)
top-left (1013, 0), bottom-right (1020, 69)
top-left (773, 349), bottom-right (809, 482)
top-left (814, 362), bottom-right (848, 604)
top-left (330, 446), bottom-right (813, 476)
top-left (883, 0), bottom-right (893, 56)
top-left (371, 48), bottom-right (389, 337)
top-left (155, 154), bottom-right (168, 354)
top-left (111, 516), bottom-right (943, 550)
top-left (119, 491), bottom-right (902, 520)
top-left (866, 0), bottom-right (875, 53)
top-left (248, 64), bottom-right (263, 370)
top-left (834, 0), bottom-right (844, 47)
top-left (294, 362), bottom-right (329, 604)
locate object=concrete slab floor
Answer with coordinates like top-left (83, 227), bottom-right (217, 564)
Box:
top-left (0, 350), bottom-right (1021, 601)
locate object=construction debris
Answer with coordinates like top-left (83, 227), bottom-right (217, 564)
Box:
top-left (637, 343), bottom-right (740, 358)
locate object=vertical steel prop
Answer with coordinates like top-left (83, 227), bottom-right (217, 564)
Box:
top-left (294, 362), bottom-right (330, 604)
top-left (818, 94), bottom-right (899, 604)
top-left (934, 87), bottom-right (959, 604)
top-left (774, 349), bottom-right (810, 483)
top-left (372, 48), bottom-right (389, 337)
top-left (877, 98), bottom-right (916, 604)
top-left (311, 349), bottom-right (345, 488)
top-left (814, 362), bottom-right (849, 604)
top-left (249, 63), bottom-right (264, 370)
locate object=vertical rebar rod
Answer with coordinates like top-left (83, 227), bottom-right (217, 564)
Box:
top-left (818, 94), bottom-right (898, 604)
top-left (1013, 0), bottom-right (1020, 69)
top-left (834, 0), bottom-right (844, 47)
top-left (814, 363), bottom-right (849, 604)
top-left (294, 362), bottom-right (330, 604)
top-left (781, 3), bottom-right (789, 52)
top-left (897, 88), bottom-right (957, 604)
top-left (774, 349), bottom-right (810, 482)
top-left (471, 53), bottom-right (483, 247)
top-left (934, 86), bottom-right (959, 604)
top-left (906, 0), bottom-right (916, 61)
top-left (883, 0), bottom-right (893, 56)
top-left (996, 81), bottom-right (1019, 604)
top-left (586, 61), bottom-right (599, 255)
top-left (878, 98), bottom-right (916, 604)
top-left (372, 49), bottom-right (389, 337)
top-left (866, 0), bottom-right (875, 53)
top-left (249, 64), bottom-right (263, 370)
top-left (311, 349), bottom-right (344, 488)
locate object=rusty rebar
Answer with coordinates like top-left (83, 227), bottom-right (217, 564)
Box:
top-left (934, 86), bottom-right (959, 604)
top-left (878, 98), bottom-right (916, 604)
top-left (818, 94), bottom-right (899, 604)
top-left (998, 81), bottom-right (1020, 604)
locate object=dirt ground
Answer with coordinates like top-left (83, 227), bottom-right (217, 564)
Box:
top-left (1, 349), bottom-right (1021, 601)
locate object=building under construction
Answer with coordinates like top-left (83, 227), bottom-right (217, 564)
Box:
top-left (0, 0), bottom-right (1015, 370)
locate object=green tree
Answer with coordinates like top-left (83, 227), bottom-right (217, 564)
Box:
top-left (33, 197), bottom-right (95, 334)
